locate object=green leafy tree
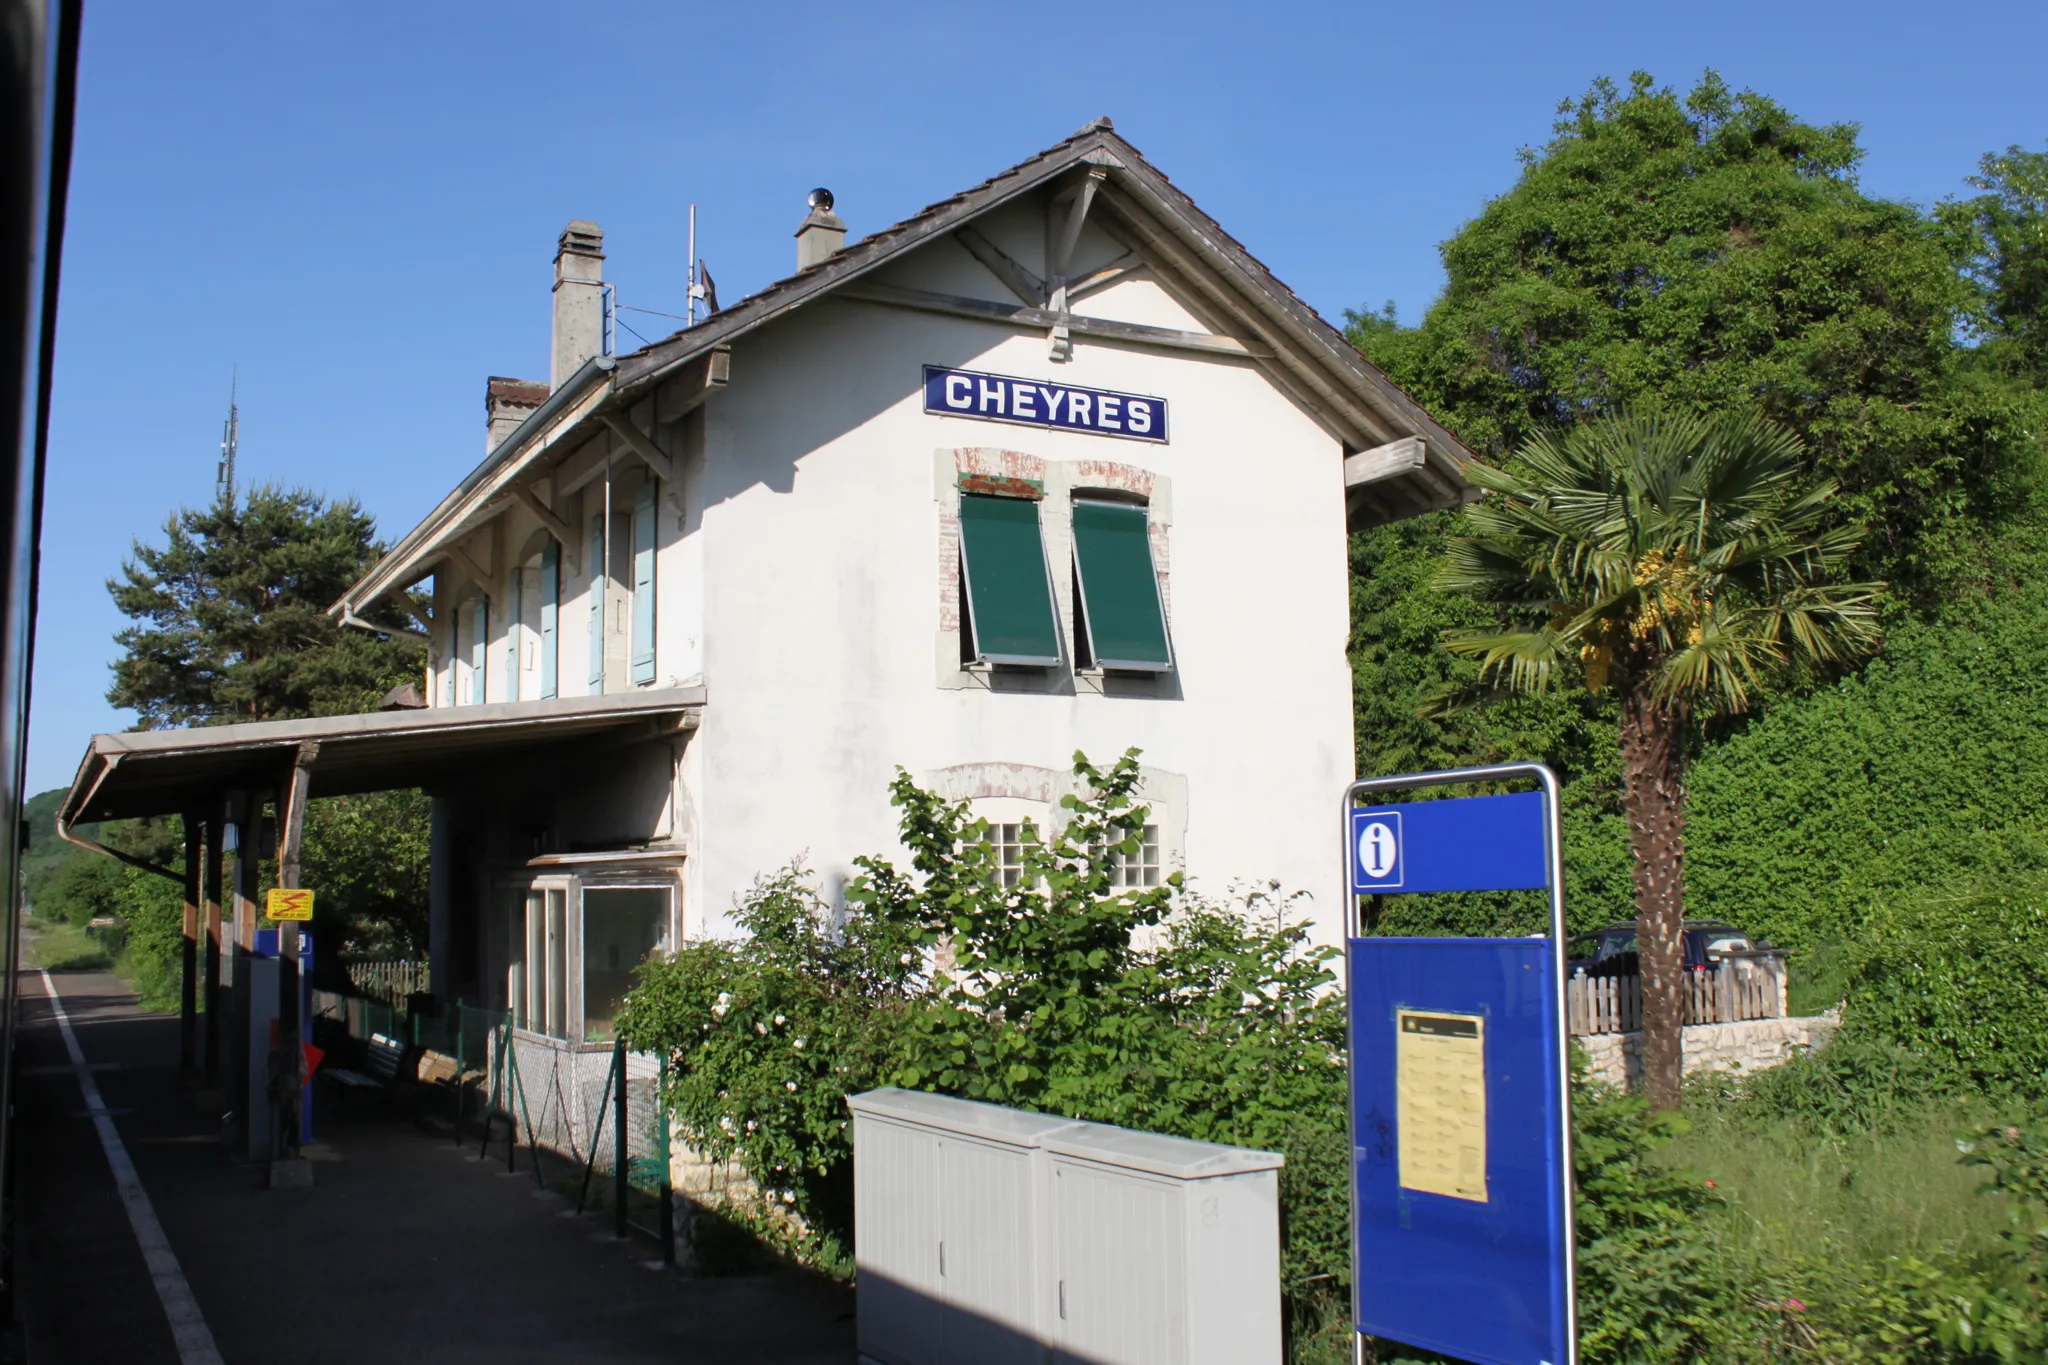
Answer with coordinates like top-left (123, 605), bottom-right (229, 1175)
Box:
top-left (1945, 143), bottom-right (2048, 378)
top-left (1353, 71), bottom-right (2033, 589)
top-left (297, 789), bottom-right (432, 956)
top-left (1341, 73), bottom-right (2045, 961)
top-left (1436, 406), bottom-right (1879, 1108)
top-left (108, 485), bottom-right (420, 725)
top-left (33, 850), bottom-right (126, 926)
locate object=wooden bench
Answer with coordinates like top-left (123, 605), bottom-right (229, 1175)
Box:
top-left (321, 1032), bottom-right (407, 1113)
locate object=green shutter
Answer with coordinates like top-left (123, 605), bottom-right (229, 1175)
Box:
top-left (587, 516), bottom-right (605, 692)
top-left (958, 493), bottom-right (1061, 666)
top-left (630, 479), bottom-right (656, 684)
top-left (1071, 499), bottom-right (1171, 670)
top-left (539, 541), bottom-right (559, 699)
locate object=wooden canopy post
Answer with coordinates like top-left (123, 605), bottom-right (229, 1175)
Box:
top-left (179, 811), bottom-right (201, 1079)
top-left (233, 794), bottom-right (259, 955)
top-left (228, 789), bottom-right (258, 1152)
top-left (202, 806), bottom-right (224, 1085)
top-left (271, 742), bottom-right (319, 1171)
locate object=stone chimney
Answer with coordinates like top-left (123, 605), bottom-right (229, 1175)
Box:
top-left (794, 188), bottom-right (845, 271)
top-left (552, 220), bottom-right (606, 390)
top-left (485, 376), bottom-right (550, 453)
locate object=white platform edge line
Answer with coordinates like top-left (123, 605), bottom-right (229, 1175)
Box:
top-left (37, 968), bottom-right (225, 1365)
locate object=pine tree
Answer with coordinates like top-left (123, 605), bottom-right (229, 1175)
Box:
top-left (107, 486), bottom-right (421, 725)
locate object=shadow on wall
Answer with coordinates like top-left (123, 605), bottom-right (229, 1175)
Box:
top-left (699, 289), bottom-right (1157, 514)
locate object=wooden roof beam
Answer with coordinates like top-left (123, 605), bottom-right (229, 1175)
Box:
top-left (444, 541), bottom-right (495, 600)
top-left (511, 484), bottom-right (581, 574)
top-left (840, 280), bottom-right (1264, 360)
top-left (955, 226), bottom-right (1046, 306)
top-left (1345, 436), bottom-right (1428, 487)
top-left (602, 413), bottom-right (674, 485)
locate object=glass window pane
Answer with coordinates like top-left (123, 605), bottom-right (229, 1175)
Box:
top-left (1104, 823), bottom-right (1162, 889)
top-left (523, 889), bottom-right (545, 1031)
top-left (582, 886), bottom-right (672, 1042)
top-left (492, 888), bottom-right (524, 1021)
top-left (546, 888), bottom-right (567, 1038)
top-left (958, 494), bottom-right (1060, 665)
top-left (1072, 500), bottom-right (1170, 670)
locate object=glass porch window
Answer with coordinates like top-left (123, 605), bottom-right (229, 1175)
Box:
top-left (581, 886), bottom-right (672, 1041)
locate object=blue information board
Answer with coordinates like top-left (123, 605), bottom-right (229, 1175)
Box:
top-left (1349, 790), bottom-right (1550, 895)
top-left (1349, 937), bottom-right (1570, 1365)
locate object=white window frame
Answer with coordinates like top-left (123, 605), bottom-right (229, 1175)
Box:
top-left (494, 869), bottom-right (679, 1045)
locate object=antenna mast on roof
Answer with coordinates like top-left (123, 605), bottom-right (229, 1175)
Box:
top-left (686, 203), bottom-right (706, 327)
top-left (216, 369), bottom-right (239, 507)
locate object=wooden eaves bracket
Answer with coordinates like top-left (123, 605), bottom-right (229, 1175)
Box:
top-left (1046, 166), bottom-right (1108, 362)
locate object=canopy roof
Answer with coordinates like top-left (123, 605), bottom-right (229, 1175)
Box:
top-left (61, 687), bottom-right (703, 825)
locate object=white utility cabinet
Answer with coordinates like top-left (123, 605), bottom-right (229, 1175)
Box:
top-left (849, 1088), bottom-right (1283, 1365)
top-left (1043, 1121), bottom-right (1283, 1365)
top-left (849, 1088), bottom-right (1072, 1365)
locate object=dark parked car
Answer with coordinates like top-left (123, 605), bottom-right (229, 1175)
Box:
top-left (1565, 919), bottom-right (1757, 976)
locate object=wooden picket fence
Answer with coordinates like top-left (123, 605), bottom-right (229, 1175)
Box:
top-left (346, 958), bottom-right (431, 1009)
top-left (1567, 951), bottom-right (1787, 1036)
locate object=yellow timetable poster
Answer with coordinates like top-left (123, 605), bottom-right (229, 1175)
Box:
top-left (1396, 1009), bottom-right (1488, 1202)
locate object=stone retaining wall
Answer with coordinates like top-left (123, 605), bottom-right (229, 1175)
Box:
top-left (1577, 1014), bottom-right (1839, 1090)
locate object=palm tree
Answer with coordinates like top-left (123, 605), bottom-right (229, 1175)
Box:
top-left (1436, 406), bottom-right (1881, 1109)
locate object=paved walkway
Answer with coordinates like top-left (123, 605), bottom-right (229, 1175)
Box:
top-left (13, 956), bottom-right (855, 1364)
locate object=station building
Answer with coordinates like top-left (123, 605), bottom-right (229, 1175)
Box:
top-left (60, 118), bottom-right (1476, 1155)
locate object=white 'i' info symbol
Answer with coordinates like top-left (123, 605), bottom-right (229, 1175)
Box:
top-left (1355, 810), bottom-right (1403, 889)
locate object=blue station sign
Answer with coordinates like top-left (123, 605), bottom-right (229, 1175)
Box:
top-left (923, 365), bottom-right (1168, 443)
top-left (1342, 770), bottom-right (1576, 1365)
top-left (1348, 790), bottom-right (1550, 896)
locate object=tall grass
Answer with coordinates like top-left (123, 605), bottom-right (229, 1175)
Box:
top-left (25, 918), bottom-right (112, 972)
top-left (1665, 1096), bottom-right (2005, 1270)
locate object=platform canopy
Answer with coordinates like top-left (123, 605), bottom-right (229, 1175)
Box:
top-left (61, 686), bottom-right (704, 826)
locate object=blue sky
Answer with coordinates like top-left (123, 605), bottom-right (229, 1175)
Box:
top-left (28, 0), bottom-right (2046, 795)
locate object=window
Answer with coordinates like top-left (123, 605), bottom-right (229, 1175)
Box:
top-left (582, 885), bottom-right (672, 1041)
top-left (958, 492), bottom-right (1061, 666)
top-left (1071, 498), bottom-right (1170, 671)
top-left (987, 822), bottom-right (1032, 887)
top-left (630, 478), bottom-right (656, 684)
top-left (499, 880), bottom-right (673, 1041)
top-left (502, 884), bottom-right (568, 1037)
top-left (1105, 823), bottom-right (1162, 888)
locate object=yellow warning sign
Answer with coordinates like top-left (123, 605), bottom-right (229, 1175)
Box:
top-left (265, 888), bottom-right (315, 922)
top-left (1396, 1009), bottom-right (1488, 1202)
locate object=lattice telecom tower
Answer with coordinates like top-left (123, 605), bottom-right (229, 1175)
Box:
top-left (216, 371), bottom-right (238, 506)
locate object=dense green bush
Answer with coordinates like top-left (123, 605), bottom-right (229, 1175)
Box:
top-left (1843, 880), bottom-right (2048, 1098)
top-left (619, 749), bottom-right (2048, 1362)
top-left (1687, 535), bottom-right (2048, 952)
top-left (32, 851), bottom-right (127, 926)
top-left (622, 750), bottom-right (1352, 1302)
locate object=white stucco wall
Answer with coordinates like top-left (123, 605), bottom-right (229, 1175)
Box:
top-left (677, 236), bottom-right (1356, 946)
top-left (426, 197), bottom-right (1367, 956)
